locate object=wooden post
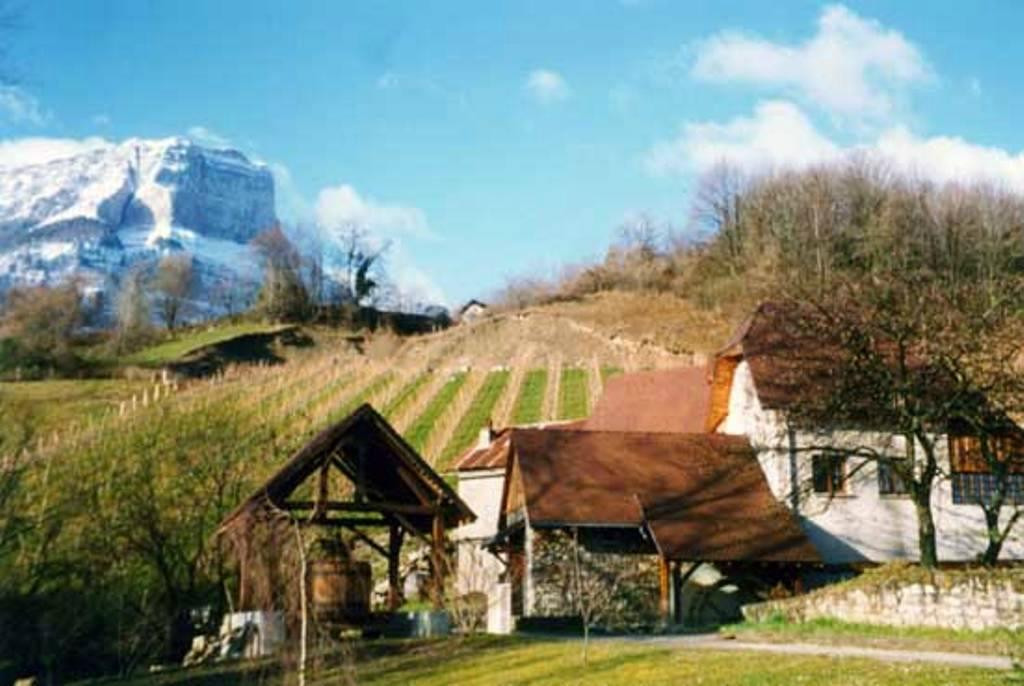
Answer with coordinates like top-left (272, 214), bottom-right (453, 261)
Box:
top-left (388, 524), bottom-right (404, 611)
top-left (430, 511), bottom-right (445, 609)
top-left (671, 561), bottom-right (682, 624)
top-left (658, 555), bottom-right (671, 624)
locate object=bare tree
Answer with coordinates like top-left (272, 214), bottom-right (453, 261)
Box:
top-left (1, 281), bottom-right (82, 361)
top-left (116, 268), bottom-right (150, 348)
top-left (335, 223), bottom-right (390, 307)
top-left (153, 253), bottom-right (193, 331)
top-left (251, 224), bottom-right (310, 321)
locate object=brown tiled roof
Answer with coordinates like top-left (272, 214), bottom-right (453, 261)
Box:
top-left (720, 302), bottom-right (837, 412)
top-left (508, 428), bottom-right (819, 562)
top-left (453, 420), bottom-right (588, 472)
top-left (454, 428), bottom-right (512, 471)
top-left (585, 366), bottom-right (711, 434)
top-left (724, 302), bottom-right (950, 426)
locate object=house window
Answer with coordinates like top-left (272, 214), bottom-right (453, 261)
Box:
top-left (951, 473), bottom-right (1024, 506)
top-left (878, 459), bottom-right (910, 496)
top-left (949, 435), bottom-right (1024, 506)
top-left (812, 453), bottom-right (847, 495)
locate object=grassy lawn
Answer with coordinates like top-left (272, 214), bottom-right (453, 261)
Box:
top-left (557, 367), bottom-right (589, 420)
top-left (725, 616), bottom-right (1024, 657)
top-left (121, 322), bottom-right (291, 367)
top-left (404, 372), bottom-right (468, 452)
top-left (440, 369), bottom-right (510, 467)
top-left (512, 369), bottom-right (547, 425)
top-left (77, 636), bottom-right (1009, 686)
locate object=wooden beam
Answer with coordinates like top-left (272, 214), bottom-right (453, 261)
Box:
top-left (395, 463), bottom-right (434, 506)
top-left (388, 524), bottom-right (404, 611)
top-left (658, 555), bottom-right (670, 623)
top-left (340, 523), bottom-right (388, 558)
top-left (306, 516), bottom-right (389, 528)
top-left (282, 500), bottom-right (433, 515)
top-left (430, 510), bottom-right (445, 610)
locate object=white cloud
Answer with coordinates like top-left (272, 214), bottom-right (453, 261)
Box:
top-left (387, 244), bottom-right (448, 306)
top-left (315, 183), bottom-right (444, 305)
top-left (646, 99), bottom-right (1024, 193)
top-left (186, 125), bottom-right (231, 148)
top-left (525, 69), bottom-right (569, 104)
top-left (315, 184), bottom-right (433, 241)
top-left (646, 100), bottom-right (839, 175)
top-left (873, 127), bottom-right (1024, 191)
top-left (0, 136), bottom-right (111, 168)
top-left (692, 4), bottom-right (930, 122)
top-left (268, 162), bottom-right (310, 225)
top-left (0, 86), bottom-right (50, 126)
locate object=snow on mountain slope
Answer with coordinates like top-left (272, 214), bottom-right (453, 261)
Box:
top-left (0, 137), bottom-right (276, 321)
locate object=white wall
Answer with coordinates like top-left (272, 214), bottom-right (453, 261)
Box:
top-left (720, 360), bottom-right (1024, 563)
top-left (455, 469), bottom-right (506, 598)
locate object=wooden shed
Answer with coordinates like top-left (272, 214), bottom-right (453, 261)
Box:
top-left (218, 403), bottom-right (475, 619)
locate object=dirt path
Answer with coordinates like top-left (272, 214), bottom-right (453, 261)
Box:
top-left (624, 634), bottom-right (1014, 670)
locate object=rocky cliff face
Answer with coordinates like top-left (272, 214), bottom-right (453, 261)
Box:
top-left (0, 137), bottom-right (276, 322)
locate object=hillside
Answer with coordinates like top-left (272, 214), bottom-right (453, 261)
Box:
top-left (0, 290), bottom-right (738, 680)
top-left (2, 291), bottom-right (728, 469)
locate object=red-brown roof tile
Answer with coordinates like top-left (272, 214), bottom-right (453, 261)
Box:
top-left (508, 428), bottom-right (820, 563)
top-left (585, 366), bottom-right (711, 434)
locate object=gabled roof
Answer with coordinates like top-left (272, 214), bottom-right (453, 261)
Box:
top-left (454, 428), bottom-right (512, 472)
top-left (715, 302), bottom-right (837, 412)
top-left (459, 299), bottom-right (488, 314)
top-left (585, 366), bottom-right (711, 434)
top-left (718, 302), bottom-right (961, 428)
top-left (219, 404), bottom-right (474, 536)
top-left (453, 420), bottom-right (587, 473)
top-left (504, 428), bottom-right (820, 563)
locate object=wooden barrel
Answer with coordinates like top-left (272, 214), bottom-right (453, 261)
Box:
top-left (310, 559), bottom-right (371, 623)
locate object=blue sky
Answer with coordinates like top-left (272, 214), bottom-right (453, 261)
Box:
top-left (3, 1), bottom-right (1024, 306)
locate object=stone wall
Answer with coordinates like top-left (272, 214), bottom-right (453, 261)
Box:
top-left (743, 568), bottom-right (1024, 631)
top-left (530, 530), bottom-right (660, 630)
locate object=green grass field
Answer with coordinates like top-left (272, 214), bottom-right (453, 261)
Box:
top-left (512, 369), bottom-right (547, 425)
top-left (725, 616), bottom-right (1024, 657)
top-left (75, 636), bottom-right (1008, 686)
top-left (383, 372), bottom-right (431, 419)
top-left (440, 369), bottom-right (510, 467)
top-left (121, 322), bottom-right (291, 366)
top-left (557, 367), bottom-right (589, 420)
top-left (404, 372), bottom-right (468, 452)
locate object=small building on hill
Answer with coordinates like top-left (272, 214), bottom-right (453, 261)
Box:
top-left (458, 299), bottom-right (488, 324)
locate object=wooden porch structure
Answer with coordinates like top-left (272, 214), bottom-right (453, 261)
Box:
top-left (218, 403), bottom-right (475, 612)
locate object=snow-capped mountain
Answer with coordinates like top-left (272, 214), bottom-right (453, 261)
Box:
top-left (0, 137), bottom-right (276, 322)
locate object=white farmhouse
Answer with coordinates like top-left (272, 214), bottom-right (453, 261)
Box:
top-left (709, 302), bottom-right (1024, 563)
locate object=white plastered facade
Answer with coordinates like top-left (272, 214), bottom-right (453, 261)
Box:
top-left (719, 360), bottom-right (1024, 563)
